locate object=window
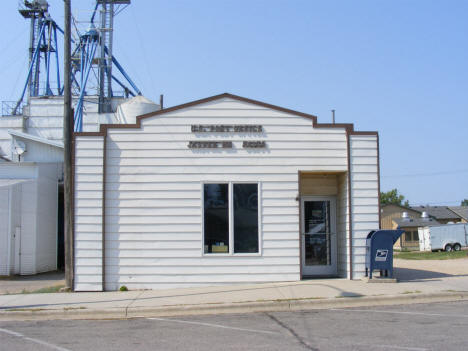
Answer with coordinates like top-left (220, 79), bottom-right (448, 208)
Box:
top-left (203, 184), bottom-right (229, 253)
top-left (203, 183), bottom-right (259, 254)
top-left (404, 231), bottom-right (412, 242)
top-left (404, 230), bottom-right (419, 242)
top-left (234, 184), bottom-right (259, 253)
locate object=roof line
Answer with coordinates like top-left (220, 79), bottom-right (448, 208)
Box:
top-left (446, 206), bottom-right (468, 220)
top-left (8, 130), bottom-right (64, 148)
top-left (382, 203), bottom-right (422, 213)
top-left (74, 92), bottom-right (378, 137)
top-left (0, 155), bottom-right (12, 162)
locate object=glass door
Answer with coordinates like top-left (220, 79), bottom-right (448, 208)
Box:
top-left (301, 196), bottom-right (337, 276)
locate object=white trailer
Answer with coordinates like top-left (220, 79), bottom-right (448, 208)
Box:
top-left (419, 223), bottom-right (468, 252)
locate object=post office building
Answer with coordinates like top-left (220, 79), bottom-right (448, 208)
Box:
top-left (73, 93), bottom-right (380, 291)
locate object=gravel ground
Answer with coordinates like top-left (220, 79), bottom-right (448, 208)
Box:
top-left (0, 271), bottom-right (64, 295)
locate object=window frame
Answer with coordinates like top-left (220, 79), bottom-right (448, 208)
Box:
top-left (201, 181), bottom-right (262, 257)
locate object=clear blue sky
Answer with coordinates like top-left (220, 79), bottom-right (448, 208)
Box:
top-left (1, 0), bottom-right (467, 206)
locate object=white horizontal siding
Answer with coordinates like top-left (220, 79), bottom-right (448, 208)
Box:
top-left (350, 134), bottom-right (379, 278)
top-left (102, 156), bottom-right (348, 166)
top-left (337, 173), bottom-right (349, 278)
top-left (103, 274), bottom-right (299, 285)
top-left (103, 256), bottom-right (300, 266)
top-left (107, 133), bottom-right (346, 142)
top-left (72, 97), bottom-right (379, 290)
top-left (74, 136), bottom-right (104, 291)
top-left (104, 98), bottom-right (347, 289)
top-left (105, 140), bottom-right (347, 150)
top-left (105, 171), bottom-right (346, 183)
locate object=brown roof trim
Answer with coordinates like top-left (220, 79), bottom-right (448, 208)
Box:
top-left (348, 131), bottom-right (378, 136)
top-left (135, 93), bottom-right (319, 121)
top-left (74, 92), bottom-right (378, 137)
top-left (74, 131), bottom-right (106, 137)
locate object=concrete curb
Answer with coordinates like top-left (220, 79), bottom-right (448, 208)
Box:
top-left (1, 291), bottom-right (468, 321)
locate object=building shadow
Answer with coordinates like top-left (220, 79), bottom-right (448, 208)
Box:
top-left (394, 267), bottom-right (468, 282)
top-left (0, 270), bottom-right (64, 282)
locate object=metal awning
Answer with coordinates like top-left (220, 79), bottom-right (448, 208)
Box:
top-left (8, 130), bottom-right (64, 148)
top-left (0, 178), bottom-right (34, 188)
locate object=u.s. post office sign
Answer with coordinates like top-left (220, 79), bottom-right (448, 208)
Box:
top-left (188, 125), bottom-right (266, 149)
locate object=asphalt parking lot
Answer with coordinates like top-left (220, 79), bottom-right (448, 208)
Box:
top-left (1, 300), bottom-right (467, 350)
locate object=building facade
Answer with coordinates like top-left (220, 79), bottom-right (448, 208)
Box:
top-left (73, 93), bottom-right (380, 291)
top-left (381, 204), bottom-right (423, 251)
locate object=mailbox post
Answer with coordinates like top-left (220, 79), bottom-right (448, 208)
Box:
top-left (365, 230), bottom-right (404, 279)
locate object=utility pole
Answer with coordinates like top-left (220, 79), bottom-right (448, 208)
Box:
top-left (63, 0), bottom-right (73, 291)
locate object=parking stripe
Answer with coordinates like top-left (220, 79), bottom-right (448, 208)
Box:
top-left (147, 317), bottom-right (279, 335)
top-left (330, 308), bottom-right (468, 318)
top-left (375, 345), bottom-right (428, 351)
top-left (0, 327), bottom-right (71, 351)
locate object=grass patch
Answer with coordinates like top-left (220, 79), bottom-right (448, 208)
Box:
top-left (401, 290), bottom-right (421, 294)
top-left (6, 308), bottom-right (49, 312)
top-left (395, 250), bottom-right (467, 260)
top-left (29, 285), bottom-right (65, 294)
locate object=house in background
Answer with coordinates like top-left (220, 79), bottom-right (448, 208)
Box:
top-left (447, 206), bottom-right (468, 223)
top-left (381, 204), bottom-right (421, 230)
top-left (381, 204), bottom-right (424, 251)
top-left (411, 206), bottom-right (463, 224)
top-left (392, 213), bottom-right (440, 251)
top-left (381, 204), bottom-right (466, 251)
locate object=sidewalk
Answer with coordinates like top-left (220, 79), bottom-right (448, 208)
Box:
top-left (1, 259), bottom-right (468, 321)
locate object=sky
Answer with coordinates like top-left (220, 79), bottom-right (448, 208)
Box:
top-left (0, 0), bottom-right (467, 206)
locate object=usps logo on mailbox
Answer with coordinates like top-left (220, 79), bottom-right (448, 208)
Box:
top-left (375, 249), bottom-right (388, 261)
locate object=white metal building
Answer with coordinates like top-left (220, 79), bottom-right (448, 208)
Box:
top-left (0, 95), bottom-right (159, 276)
top-left (73, 93), bottom-right (380, 291)
top-left (0, 163), bottom-right (61, 275)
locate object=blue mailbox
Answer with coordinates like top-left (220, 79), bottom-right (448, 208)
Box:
top-left (365, 229), bottom-right (404, 279)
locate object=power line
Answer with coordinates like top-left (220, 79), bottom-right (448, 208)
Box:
top-left (408, 200), bottom-right (465, 206)
top-left (382, 169), bottom-right (468, 178)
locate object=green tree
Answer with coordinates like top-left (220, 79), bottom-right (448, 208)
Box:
top-left (380, 189), bottom-right (410, 207)
top-left (461, 199), bottom-right (468, 206)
